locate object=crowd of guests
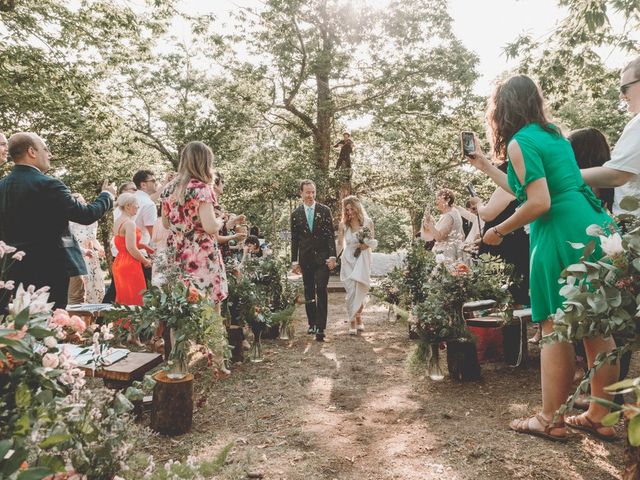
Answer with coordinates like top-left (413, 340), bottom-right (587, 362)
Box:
top-left (0, 53), bottom-right (639, 445)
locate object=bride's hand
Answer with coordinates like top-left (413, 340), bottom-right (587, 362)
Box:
top-left (359, 243), bottom-right (370, 250)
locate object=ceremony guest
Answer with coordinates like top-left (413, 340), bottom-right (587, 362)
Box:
top-left (133, 170), bottom-right (157, 280)
top-left (421, 189), bottom-right (465, 265)
top-left (290, 179), bottom-right (337, 342)
top-left (337, 196), bottom-right (377, 335)
top-left (416, 210), bottom-right (435, 251)
top-left (0, 132), bottom-right (8, 166)
top-left (0, 133), bottom-right (114, 309)
top-left (112, 193), bottom-right (150, 344)
top-left (581, 56), bottom-right (640, 217)
top-left (103, 182), bottom-right (138, 304)
top-left (212, 171), bottom-right (246, 260)
top-left (69, 194), bottom-right (106, 304)
top-left (569, 128), bottom-right (614, 211)
top-left (467, 75), bottom-right (618, 441)
top-left (161, 141), bottom-right (228, 306)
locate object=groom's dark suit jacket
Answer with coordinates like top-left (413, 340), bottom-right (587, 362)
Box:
top-left (0, 165), bottom-right (112, 304)
top-left (290, 203), bottom-right (337, 268)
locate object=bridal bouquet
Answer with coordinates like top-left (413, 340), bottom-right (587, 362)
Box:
top-left (354, 226), bottom-right (372, 258)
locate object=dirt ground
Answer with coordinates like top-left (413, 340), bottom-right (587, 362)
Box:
top-left (144, 292), bottom-right (631, 480)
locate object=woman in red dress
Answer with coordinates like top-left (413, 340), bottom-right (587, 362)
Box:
top-left (112, 193), bottom-right (151, 341)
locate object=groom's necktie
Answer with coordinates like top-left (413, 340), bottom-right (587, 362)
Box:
top-left (306, 206), bottom-right (314, 231)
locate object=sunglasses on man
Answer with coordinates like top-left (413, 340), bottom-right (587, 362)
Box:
top-left (620, 78), bottom-right (640, 95)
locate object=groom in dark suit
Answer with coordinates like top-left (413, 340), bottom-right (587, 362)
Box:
top-left (0, 132), bottom-right (116, 309)
top-left (291, 179), bottom-right (336, 342)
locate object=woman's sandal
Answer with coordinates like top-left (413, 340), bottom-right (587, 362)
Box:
top-left (355, 313), bottom-right (364, 332)
top-left (509, 414), bottom-right (568, 442)
top-left (566, 413), bottom-right (619, 442)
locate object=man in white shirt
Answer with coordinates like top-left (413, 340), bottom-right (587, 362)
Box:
top-left (133, 170), bottom-right (157, 281)
top-left (583, 55), bottom-right (640, 216)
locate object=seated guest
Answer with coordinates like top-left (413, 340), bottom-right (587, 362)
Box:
top-left (242, 235), bottom-right (263, 262)
top-left (0, 132), bottom-right (114, 309)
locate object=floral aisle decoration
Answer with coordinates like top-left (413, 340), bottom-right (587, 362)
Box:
top-left (110, 246), bottom-right (229, 379)
top-left (0, 245), bottom-right (144, 479)
top-left (241, 256), bottom-right (300, 339)
top-left (410, 254), bottom-right (513, 380)
top-left (550, 196), bottom-right (640, 446)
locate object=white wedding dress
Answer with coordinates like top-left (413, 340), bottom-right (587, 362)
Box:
top-left (340, 221), bottom-right (378, 322)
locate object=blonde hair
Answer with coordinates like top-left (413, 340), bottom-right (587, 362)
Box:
top-left (341, 195), bottom-right (366, 227)
top-left (175, 141), bottom-right (215, 204)
top-left (116, 192), bottom-right (138, 210)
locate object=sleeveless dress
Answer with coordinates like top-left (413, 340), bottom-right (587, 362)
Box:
top-left (507, 123), bottom-right (613, 323)
top-left (432, 209), bottom-right (465, 265)
top-left (69, 221), bottom-right (105, 304)
top-left (340, 221), bottom-right (378, 322)
top-left (161, 179), bottom-right (228, 303)
top-left (112, 228), bottom-right (146, 306)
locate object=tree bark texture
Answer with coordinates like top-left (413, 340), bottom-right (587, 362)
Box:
top-left (150, 370), bottom-right (194, 436)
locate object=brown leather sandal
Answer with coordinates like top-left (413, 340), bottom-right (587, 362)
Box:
top-left (566, 413), bottom-right (618, 442)
top-left (510, 414), bottom-right (568, 442)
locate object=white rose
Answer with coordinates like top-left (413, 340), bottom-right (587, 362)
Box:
top-left (42, 353), bottom-right (60, 369)
top-left (44, 336), bottom-right (58, 348)
top-left (599, 233), bottom-right (624, 257)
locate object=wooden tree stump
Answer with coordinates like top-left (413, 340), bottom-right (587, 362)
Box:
top-left (150, 370), bottom-right (194, 436)
top-left (446, 339), bottom-right (481, 381)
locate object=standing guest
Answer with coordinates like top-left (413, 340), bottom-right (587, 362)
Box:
top-left (568, 130), bottom-right (612, 212)
top-left (581, 55), bottom-right (640, 217)
top-left (337, 196), bottom-right (377, 335)
top-left (456, 199), bottom-right (484, 245)
top-left (0, 133), bottom-right (114, 309)
top-left (151, 205), bottom-right (170, 286)
top-left (421, 189), bottom-right (465, 265)
top-left (334, 132), bottom-right (354, 168)
top-left (290, 179), bottom-right (337, 342)
top-left (112, 193), bottom-right (150, 344)
top-left (103, 181), bottom-right (138, 304)
top-left (467, 74), bottom-right (618, 442)
top-left (69, 194), bottom-right (106, 304)
top-left (0, 132), bottom-right (8, 166)
top-left (133, 170), bottom-right (157, 281)
top-left (212, 171), bottom-right (246, 260)
top-left (416, 209), bottom-right (435, 251)
top-left (161, 141), bottom-right (228, 307)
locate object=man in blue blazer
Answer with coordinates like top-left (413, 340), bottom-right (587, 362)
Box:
top-left (0, 133), bottom-right (116, 309)
top-left (291, 179), bottom-right (337, 341)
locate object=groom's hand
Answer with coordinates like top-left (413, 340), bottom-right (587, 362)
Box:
top-left (326, 258), bottom-right (336, 270)
top-left (291, 263), bottom-right (301, 275)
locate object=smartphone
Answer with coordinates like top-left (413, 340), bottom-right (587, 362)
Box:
top-left (466, 183), bottom-right (477, 197)
top-left (461, 131), bottom-right (475, 157)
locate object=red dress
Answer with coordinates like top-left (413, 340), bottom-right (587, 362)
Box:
top-left (112, 228), bottom-right (146, 306)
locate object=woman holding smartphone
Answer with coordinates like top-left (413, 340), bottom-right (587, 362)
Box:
top-left (466, 75), bottom-right (618, 442)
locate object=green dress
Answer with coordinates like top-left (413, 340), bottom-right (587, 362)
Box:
top-left (507, 123), bottom-right (613, 323)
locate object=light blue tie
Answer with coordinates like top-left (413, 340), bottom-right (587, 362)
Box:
top-left (306, 206), bottom-right (314, 231)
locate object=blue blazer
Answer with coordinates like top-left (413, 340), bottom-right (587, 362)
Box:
top-left (0, 165), bottom-right (113, 280)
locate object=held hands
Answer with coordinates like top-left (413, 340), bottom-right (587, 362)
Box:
top-left (326, 258), bottom-right (337, 270)
top-left (101, 180), bottom-right (117, 197)
top-left (291, 263), bottom-right (302, 275)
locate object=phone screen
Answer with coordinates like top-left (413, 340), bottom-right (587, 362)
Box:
top-left (461, 131), bottom-right (475, 156)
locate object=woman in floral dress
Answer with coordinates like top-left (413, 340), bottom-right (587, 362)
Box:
top-left (161, 141), bottom-right (227, 306)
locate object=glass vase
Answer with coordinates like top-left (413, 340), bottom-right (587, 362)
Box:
top-left (166, 355), bottom-right (189, 380)
top-left (427, 343), bottom-right (445, 381)
top-left (250, 331), bottom-right (264, 363)
top-left (279, 322), bottom-right (294, 340)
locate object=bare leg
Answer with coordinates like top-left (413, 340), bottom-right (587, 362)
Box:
top-left (540, 319), bottom-right (575, 419)
top-left (566, 335), bottom-right (618, 437)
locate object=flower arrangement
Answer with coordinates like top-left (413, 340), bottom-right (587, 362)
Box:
top-left (353, 226), bottom-right (372, 258)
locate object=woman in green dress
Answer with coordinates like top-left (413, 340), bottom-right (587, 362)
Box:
top-left (467, 75), bottom-right (619, 442)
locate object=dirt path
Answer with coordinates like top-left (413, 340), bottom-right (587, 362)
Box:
top-left (148, 293), bottom-right (627, 479)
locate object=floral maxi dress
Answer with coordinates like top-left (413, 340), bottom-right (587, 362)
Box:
top-left (161, 179), bottom-right (228, 303)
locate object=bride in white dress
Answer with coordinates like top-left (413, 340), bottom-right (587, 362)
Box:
top-left (337, 196), bottom-right (378, 335)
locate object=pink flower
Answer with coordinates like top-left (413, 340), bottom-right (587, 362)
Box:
top-left (42, 353), bottom-right (60, 369)
top-left (44, 336), bottom-right (58, 348)
top-left (11, 251), bottom-right (25, 261)
top-left (5, 325), bottom-right (28, 341)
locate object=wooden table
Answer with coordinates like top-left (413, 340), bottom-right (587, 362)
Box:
top-left (82, 352), bottom-right (163, 389)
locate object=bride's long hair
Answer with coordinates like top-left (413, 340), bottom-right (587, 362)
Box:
top-left (341, 196), bottom-right (368, 228)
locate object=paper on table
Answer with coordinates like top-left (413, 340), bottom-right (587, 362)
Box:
top-left (59, 344), bottom-right (129, 367)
